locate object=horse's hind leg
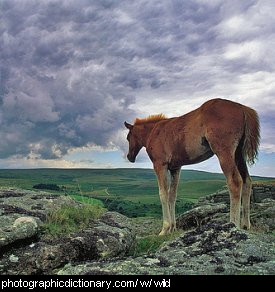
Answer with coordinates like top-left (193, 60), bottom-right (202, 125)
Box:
top-left (235, 149), bottom-right (252, 229)
top-left (241, 175), bottom-right (252, 229)
top-left (216, 152), bottom-right (243, 228)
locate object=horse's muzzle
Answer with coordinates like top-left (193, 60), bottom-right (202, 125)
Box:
top-left (127, 154), bottom-right (136, 163)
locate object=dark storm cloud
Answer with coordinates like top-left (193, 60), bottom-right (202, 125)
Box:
top-left (0, 0), bottom-right (137, 159)
top-left (1, 0), bottom-right (275, 161)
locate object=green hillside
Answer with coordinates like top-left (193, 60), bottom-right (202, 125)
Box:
top-left (0, 168), bottom-right (273, 218)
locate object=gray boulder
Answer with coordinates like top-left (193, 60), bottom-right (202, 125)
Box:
top-left (252, 185), bottom-right (275, 202)
top-left (198, 189), bottom-right (230, 205)
top-left (0, 216), bottom-right (39, 250)
top-left (176, 204), bottom-right (228, 230)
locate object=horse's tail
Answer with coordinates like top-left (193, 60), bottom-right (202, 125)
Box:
top-left (242, 106), bottom-right (260, 165)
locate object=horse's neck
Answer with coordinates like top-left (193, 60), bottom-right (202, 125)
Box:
top-left (141, 121), bottom-right (161, 147)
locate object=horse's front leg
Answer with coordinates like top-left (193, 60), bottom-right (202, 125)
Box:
top-left (169, 168), bottom-right (181, 232)
top-left (154, 162), bottom-right (171, 236)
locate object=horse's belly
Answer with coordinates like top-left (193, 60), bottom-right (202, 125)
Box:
top-left (183, 149), bottom-right (214, 165)
top-left (169, 137), bottom-right (214, 168)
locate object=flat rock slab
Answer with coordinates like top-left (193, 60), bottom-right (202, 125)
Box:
top-left (58, 222), bottom-right (275, 275)
top-left (0, 188), bottom-right (79, 220)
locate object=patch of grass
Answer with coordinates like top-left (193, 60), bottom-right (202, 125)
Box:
top-left (103, 198), bottom-right (194, 218)
top-left (129, 231), bottom-right (182, 257)
top-left (42, 204), bottom-right (106, 237)
top-left (70, 194), bottom-right (104, 206)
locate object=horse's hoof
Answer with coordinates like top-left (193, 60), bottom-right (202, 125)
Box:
top-left (159, 229), bottom-right (170, 236)
top-left (241, 223), bottom-right (251, 230)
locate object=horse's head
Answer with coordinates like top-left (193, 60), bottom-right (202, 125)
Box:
top-left (124, 121), bottom-right (143, 163)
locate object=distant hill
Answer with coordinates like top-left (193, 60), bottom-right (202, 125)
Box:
top-left (0, 167), bottom-right (273, 176)
top-left (0, 168), bottom-right (273, 218)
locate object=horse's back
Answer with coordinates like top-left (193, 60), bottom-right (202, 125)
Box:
top-left (200, 98), bottom-right (245, 128)
top-left (147, 98), bottom-right (253, 166)
top-left (198, 99), bottom-right (247, 155)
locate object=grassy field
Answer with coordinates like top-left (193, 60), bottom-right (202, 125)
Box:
top-left (0, 168), bottom-right (273, 217)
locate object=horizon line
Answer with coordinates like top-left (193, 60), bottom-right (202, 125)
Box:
top-left (0, 167), bottom-right (274, 179)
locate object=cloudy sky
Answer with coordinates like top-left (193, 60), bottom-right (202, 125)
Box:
top-left (0, 0), bottom-right (275, 176)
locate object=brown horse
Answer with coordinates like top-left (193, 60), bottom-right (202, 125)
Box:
top-left (124, 98), bottom-right (260, 235)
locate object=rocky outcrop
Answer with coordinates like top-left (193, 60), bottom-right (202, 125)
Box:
top-left (177, 184), bottom-right (275, 232)
top-left (0, 211), bottom-right (135, 275)
top-left (58, 221), bottom-right (275, 275)
top-left (1, 185), bottom-right (274, 275)
top-left (58, 184), bottom-right (275, 275)
top-left (0, 189), bottom-right (135, 275)
top-left (197, 184), bottom-right (275, 205)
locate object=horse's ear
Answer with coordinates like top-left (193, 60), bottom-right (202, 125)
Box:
top-left (124, 121), bottom-right (133, 130)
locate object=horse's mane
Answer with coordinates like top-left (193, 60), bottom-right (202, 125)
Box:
top-left (134, 114), bottom-right (167, 125)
